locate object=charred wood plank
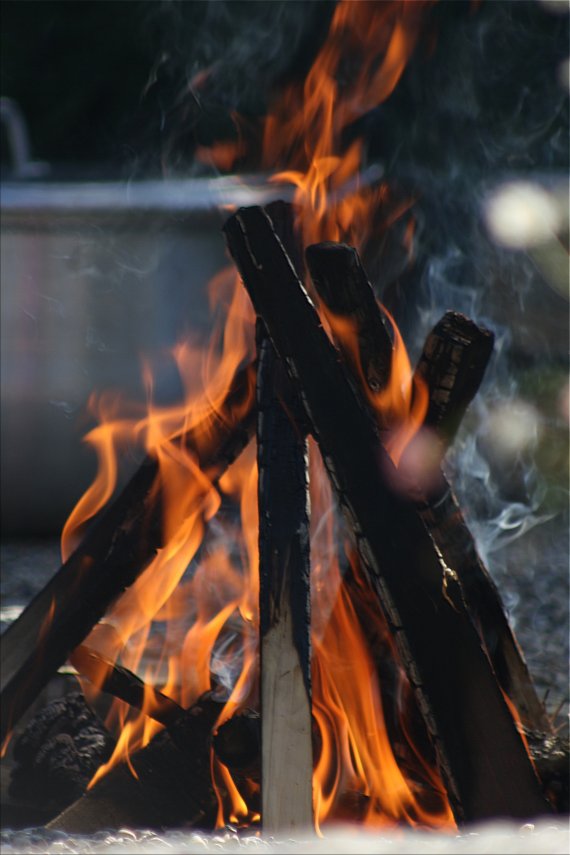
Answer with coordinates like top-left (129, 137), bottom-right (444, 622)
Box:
top-left (306, 242), bottom-right (550, 735)
top-left (307, 242), bottom-right (436, 788)
top-left (306, 240), bottom-right (393, 394)
top-left (414, 314), bottom-right (551, 734)
top-left (257, 329), bottom-right (313, 832)
top-left (422, 482), bottom-right (552, 734)
top-left (1, 363), bottom-right (256, 744)
top-left (257, 200), bottom-right (313, 833)
top-left (224, 206), bottom-right (549, 823)
top-left (414, 311), bottom-right (494, 454)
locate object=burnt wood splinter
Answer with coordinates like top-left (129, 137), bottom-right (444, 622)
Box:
top-left (224, 205), bottom-right (550, 824)
top-left (1, 363), bottom-right (256, 744)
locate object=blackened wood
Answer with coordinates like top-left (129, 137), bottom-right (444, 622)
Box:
top-left (307, 243), bottom-right (550, 731)
top-left (418, 484), bottom-right (552, 733)
top-left (257, 200), bottom-right (313, 832)
top-left (414, 315), bottom-right (551, 733)
top-left (214, 709), bottom-right (261, 773)
top-left (211, 709), bottom-right (262, 819)
top-left (71, 646), bottom-right (184, 728)
top-left (265, 200), bottom-right (304, 284)
top-left (1, 363), bottom-right (256, 744)
top-left (9, 692), bottom-right (115, 824)
top-left (305, 242), bottom-right (440, 799)
top-left (527, 731), bottom-right (570, 814)
top-left (306, 241), bottom-right (393, 393)
top-left (414, 311), bottom-right (494, 454)
top-left (306, 243), bottom-right (550, 735)
top-left (224, 206), bottom-right (549, 823)
top-left (47, 693), bottom-right (222, 833)
top-left (341, 554), bottom-right (440, 787)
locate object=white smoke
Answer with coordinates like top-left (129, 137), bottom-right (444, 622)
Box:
top-left (368, 1), bottom-right (570, 715)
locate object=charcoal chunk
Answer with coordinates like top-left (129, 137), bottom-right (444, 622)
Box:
top-left (9, 693), bottom-right (115, 819)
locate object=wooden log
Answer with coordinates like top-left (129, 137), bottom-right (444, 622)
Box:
top-left (70, 646), bottom-right (184, 728)
top-left (306, 244), bottom-right (432, 786)
top-left (257, 327), bottom-right (313, 832)
top-left (223, 206), bottom-right (550, 823)
top-left (47, 693), bottom-right (222, 833)
top-left (306, 244), bottom-right (493, 456)
top-left (256, 200), bottom-right (313, 833)
top-left (414, 311), bottom-right (494, 455)
top-left (1, 363), bottom-right (256, 744)
top-left (306, 242), bottom-right (550, 735)
top-left (440, 499), bottom-right (556, 737)
top-left (340, 552), bottom-right (440, 787)
top-left (414, 314), bottom-right (552, 734)
top-left (306, 240), bottom-right (393, 394)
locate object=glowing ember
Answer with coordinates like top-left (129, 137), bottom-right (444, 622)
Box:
top-left (60, 0), bottom-right (456, 832)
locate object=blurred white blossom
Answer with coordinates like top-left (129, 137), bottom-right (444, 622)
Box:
top-left (485, 182), bottom-right (562, 249)
top-left (486, 399), bottom-right (541, 459)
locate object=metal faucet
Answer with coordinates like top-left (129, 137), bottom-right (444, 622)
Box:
top-left (0, 97), bottom-right (49, 178)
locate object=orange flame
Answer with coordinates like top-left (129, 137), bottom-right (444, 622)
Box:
top-left (258, 0), bottom-right (444, 829)
top-left (63, 267), bottom-right (259, 803)
top-left (323, 305), bottom-right (428, 467)
top-left (308, 445), bottom-right (453, 831)
top-left (57, 0), bottom-right (457, 833)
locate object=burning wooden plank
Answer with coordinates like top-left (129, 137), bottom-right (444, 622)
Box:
top-left (306, 241), bottom-right (551, 736)
top-left (223, 205), bottom-right (550, 823)
top-left (257, 325), bottom-right (313, 832)
top-left (256, 201), bottom-right (313, 832)
top-left (306, 240), bottom-right (393, 395)
top-left (413, 310), bottom-right (495, 452)
top-left (414, 312), bottom-right (552, 734)
top-left (1, 363), bottom-right (256, 744)
top-left (214, 708), bottom-right (260, 774)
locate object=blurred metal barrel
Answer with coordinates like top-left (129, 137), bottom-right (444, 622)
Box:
top-left (0, 176), bottom-right (280, 534)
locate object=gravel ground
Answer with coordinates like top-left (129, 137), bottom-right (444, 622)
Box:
top-left (1, 820), bottom-right (569, 855)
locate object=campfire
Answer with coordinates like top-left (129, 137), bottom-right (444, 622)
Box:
top-left (1, 0), bottom-right (567, 840)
